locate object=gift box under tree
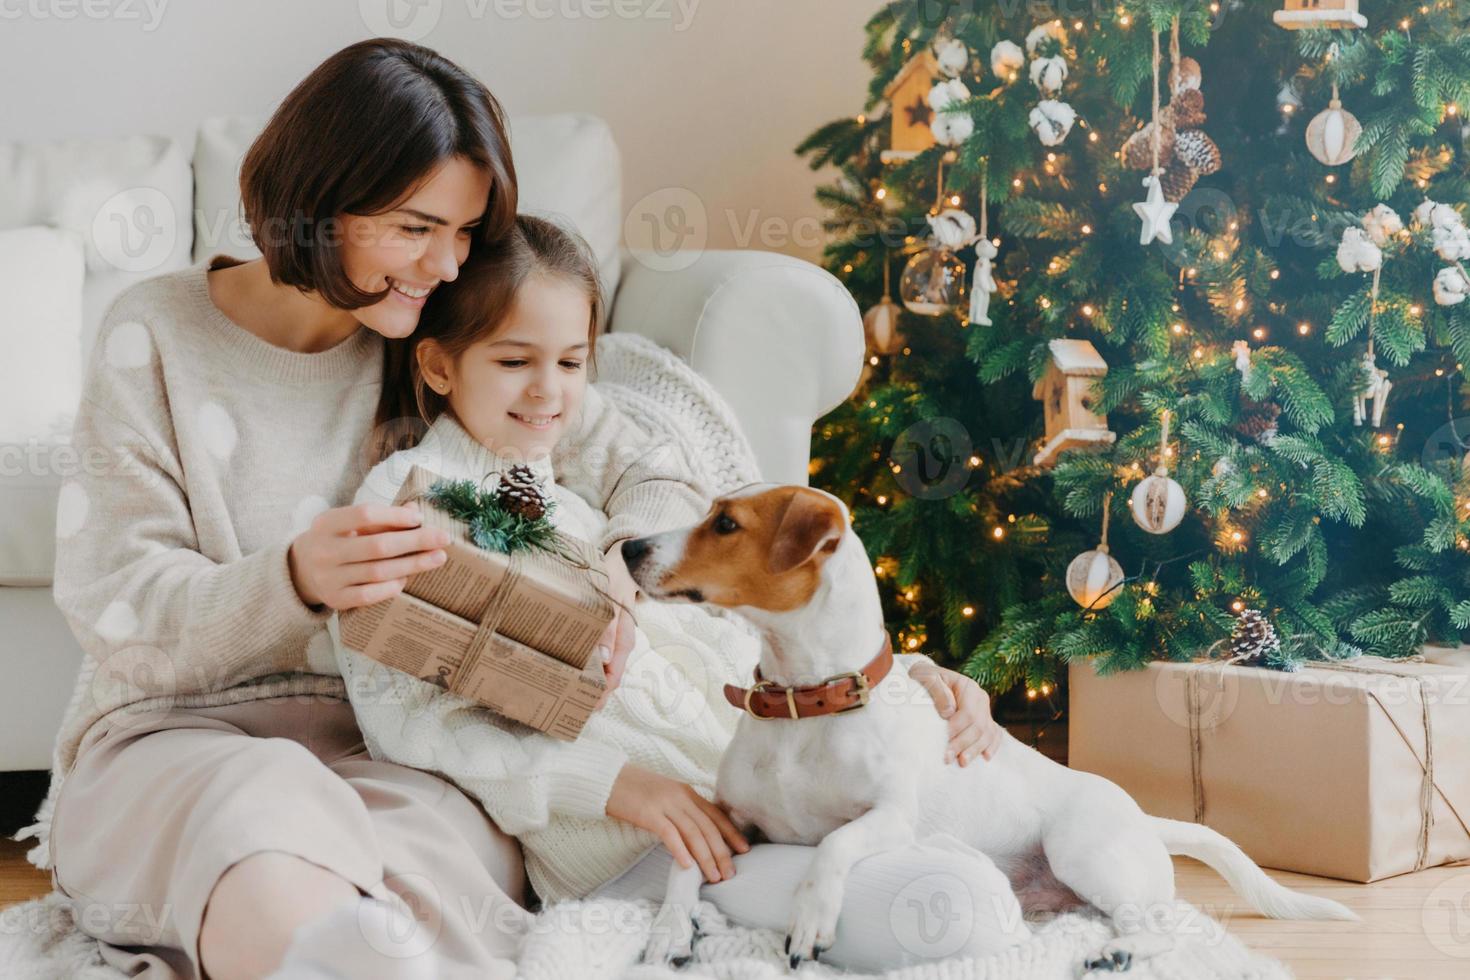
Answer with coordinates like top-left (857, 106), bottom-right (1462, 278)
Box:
top-left (1069, 655), bottom-right (1470, 882)
top-left (340, 465), bottom-right (616, 740)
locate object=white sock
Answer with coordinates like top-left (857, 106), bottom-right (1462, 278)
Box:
top-left (267, 895), bottom-right (441, 980)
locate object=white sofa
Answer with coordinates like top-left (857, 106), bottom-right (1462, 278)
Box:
top-left (0, 113), bottom-right (863, 772)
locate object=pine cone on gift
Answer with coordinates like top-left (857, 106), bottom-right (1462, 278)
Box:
top-left (1229, 608), bottom-right (1282, 666)
top-left (497, 465), bottom-right (548, 521)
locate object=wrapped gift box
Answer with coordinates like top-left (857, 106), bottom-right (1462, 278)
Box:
top-left (1068, 657), bottom-right (1470, 882)
top-left (341, 465), bottom-right (615, 740)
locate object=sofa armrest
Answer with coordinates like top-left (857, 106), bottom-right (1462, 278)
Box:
top-left (607, 249), bottom-right (863, 485)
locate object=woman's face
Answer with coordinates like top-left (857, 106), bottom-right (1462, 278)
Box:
top-left (423, 274), bottom-right (593, 459)
top-left (340, 155), bottom-right (493, 340)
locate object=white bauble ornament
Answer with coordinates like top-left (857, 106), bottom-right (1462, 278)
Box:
top-left (1030, 55), bottom-right (1068, 95)
top-left (1305, 98), bottom-right (1361, 165)
top-left (1362, 204), bottom-right (1404, 247)
top-left (1067, 545), bottom-right (1125, 610)
top-left (1336, 226), bottom-right (1381, 273)
top-left (933, 37), bottom-right (970, 78)
top-left (899, 247), bottom-right (967, 315)
top-left (1434, 266), bottom-right (1470, 306)
top-left (1029, 99), bottom-right (1076, 146)
top-left (927, 209), bottom-right (978, 249)
top-left (991, 40), bottom-right (1025, 80)
top-left (864, 296), bottom-right (905, 354)
top-left (1130, 469), bottom-right (1187, 534)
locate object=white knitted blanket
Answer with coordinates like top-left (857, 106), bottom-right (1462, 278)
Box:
top-left (0, 889), bottom-right (1291, 979)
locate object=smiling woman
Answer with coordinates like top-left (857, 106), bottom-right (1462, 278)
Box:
top-left (26, 37), bottom-right (548, 980)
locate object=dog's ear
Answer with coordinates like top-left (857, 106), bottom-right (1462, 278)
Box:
top-left (766, 489), bottom-right (844, 575)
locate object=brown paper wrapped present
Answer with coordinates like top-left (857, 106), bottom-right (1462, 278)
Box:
top-left (1069, 657), bottom-right (1470, 882)
top-left (340, 465), bottom-right (615, 740)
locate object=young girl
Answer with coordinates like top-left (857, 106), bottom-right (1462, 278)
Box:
top-left (334, 215), bottom-right (1012, 972)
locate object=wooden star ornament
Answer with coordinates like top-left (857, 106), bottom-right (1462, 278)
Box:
top-left (1133, 173), bottom-right (1177, 245)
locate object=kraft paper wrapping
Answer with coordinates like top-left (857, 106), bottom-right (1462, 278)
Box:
top-left (1068, 658), bottom-right (1470, 882)
top-left (340, 465), bottom-right (614, 740)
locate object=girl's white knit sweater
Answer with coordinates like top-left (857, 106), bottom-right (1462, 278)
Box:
top-left (334, 412), bottom-right (760, 904)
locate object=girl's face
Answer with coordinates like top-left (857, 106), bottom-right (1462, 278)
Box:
top-left (422, 273), bottom-right (593, 458)
top-left (340, 155), bottom-right (493, 340)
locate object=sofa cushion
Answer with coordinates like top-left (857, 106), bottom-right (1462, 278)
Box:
top-left (0, 227), bottom-right (85, 586)
top-left (0, 134), bottom-right (193, 362)
top-left (192, 112), bottom-right (623, 312)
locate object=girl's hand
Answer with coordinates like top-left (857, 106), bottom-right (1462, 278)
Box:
top-left (288, 502), bottom-right (451, 611)
top-left (605, 765), bottom-right (750, 883)
top-left (908, 661), bottom-right (1003, 765)
top-left (593, 542), bottom-right (640, 708)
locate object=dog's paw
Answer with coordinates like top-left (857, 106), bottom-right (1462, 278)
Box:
top-left (644, 902), bottom-right (697, 968)
top-left (785, 876), bottom-right (842, 968)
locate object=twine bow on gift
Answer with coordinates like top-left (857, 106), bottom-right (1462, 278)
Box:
top-left (1181, 647), bottom-right (1456, 873)
top-left (401, 479), bottom-right (623, 695)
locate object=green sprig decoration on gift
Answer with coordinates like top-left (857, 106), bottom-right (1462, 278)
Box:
top-left (425, 465), bottom-right (559, 554)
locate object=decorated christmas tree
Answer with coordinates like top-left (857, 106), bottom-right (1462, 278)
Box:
top-left (798, 1), bottom-right (1470, 700)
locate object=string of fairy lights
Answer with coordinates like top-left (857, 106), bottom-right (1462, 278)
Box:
top-left (820, 1), bottom-right (1470, 704)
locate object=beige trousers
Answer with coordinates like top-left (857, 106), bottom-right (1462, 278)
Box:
top-left (48, 693), bottom-right (532, 979)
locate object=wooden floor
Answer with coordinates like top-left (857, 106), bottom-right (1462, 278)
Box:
top-left (2, 837), bottom-right (1466, 977)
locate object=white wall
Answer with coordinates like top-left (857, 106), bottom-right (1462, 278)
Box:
top-left (0, 0), bottom-right (878, 262)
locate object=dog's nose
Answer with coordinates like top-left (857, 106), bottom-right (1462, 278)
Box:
top-left (621, 537), bottom-right (650, 566)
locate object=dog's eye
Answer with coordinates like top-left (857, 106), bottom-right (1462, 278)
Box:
top-left (713, 514), bottom-right (740, 535)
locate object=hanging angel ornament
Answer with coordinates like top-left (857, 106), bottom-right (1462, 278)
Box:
top-left (968, 162), bottom-right (998, 327)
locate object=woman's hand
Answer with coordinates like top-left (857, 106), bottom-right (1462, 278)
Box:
top-left (606, 765), bottom-right (750, 883)
top-left (288, 502), bottom-right (451, 611)
top-left (908, 661), bottom-right (1003, 766)
top-left (593, 541), bottom-right (640, 708)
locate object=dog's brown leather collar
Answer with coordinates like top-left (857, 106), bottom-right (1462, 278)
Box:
top-left (723, 633), bottom-right (893, 720)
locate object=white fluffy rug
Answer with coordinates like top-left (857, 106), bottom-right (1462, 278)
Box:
top-left (2, 889), bottom-right (1291, 979)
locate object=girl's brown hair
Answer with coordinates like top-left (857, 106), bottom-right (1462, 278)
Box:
top-left (240, 38), bottom-right (517, 309)
top-left (369, 214), bottom-right (604, 463)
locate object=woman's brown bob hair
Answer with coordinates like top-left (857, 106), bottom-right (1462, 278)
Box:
top-left (370, 214), bottom-right (604, 464)
top-left (240, 38), bottom-right (517, 309)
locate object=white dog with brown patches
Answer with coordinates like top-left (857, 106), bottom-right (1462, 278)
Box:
top-left (620, 483), bottom-right (1355, 969)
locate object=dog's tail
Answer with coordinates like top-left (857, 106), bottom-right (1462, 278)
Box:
top-left (1150, 817), bottom-right (1358, 921)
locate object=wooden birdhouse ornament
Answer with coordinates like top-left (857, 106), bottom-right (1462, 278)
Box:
top-left (1273, 0), bottom-right (1366, 30)
top-left (1032, 338), bottom-right (1116, 468)
top-left (882, 49), bottom-right (938, 161)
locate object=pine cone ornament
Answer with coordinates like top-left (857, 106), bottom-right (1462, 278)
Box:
top-left (1234, 400), bottom-right (1281, 445)
top-left (1229, 608), bottom-right (1282, 666)
top-left (497, 465), bottom-right (548, 521)
top-left (1173, 129), bottom-right (1221, 175)
top-left (1158, 157), bottom-right (1200, 203)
